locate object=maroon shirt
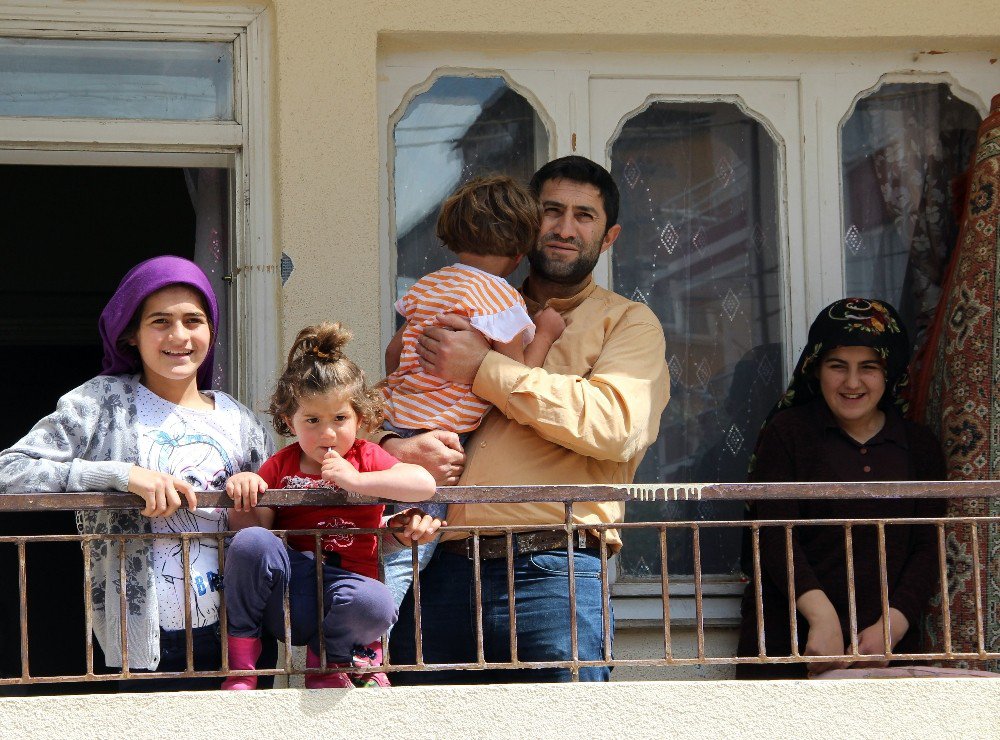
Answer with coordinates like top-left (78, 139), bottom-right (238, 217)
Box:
top-left (737, 400), bottom-right (946, 674)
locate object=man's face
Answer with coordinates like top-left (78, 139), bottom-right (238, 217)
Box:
top-left (528, 177), bottom-right (621, 285)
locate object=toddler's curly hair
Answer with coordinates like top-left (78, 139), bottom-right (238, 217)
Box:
top-left (268, 322), bottom-right (383, 437)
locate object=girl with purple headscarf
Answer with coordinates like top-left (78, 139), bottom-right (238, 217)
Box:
top-left (0, 256), bottom-right (273, 688)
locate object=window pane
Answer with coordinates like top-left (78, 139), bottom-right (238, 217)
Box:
top-left (611, 102), bottom-right (785, 580)
top-left (842, 83), bottom-right (980, 347)
top-left (392, 75), bottom-right (548, 316)
top-left (0, 38), bottom-right (234, 120)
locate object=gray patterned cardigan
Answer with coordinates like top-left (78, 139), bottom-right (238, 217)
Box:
top-left (0, 374), bottom-right (274, 670)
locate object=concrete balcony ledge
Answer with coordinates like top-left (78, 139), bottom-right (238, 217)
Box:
top-left (5, 678), bottom-right (1000, 739)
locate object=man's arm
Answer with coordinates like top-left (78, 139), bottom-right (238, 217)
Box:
top-left (419, 310), bottom-right (669, 463)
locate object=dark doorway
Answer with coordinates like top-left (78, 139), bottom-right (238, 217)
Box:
top-left (0, 164), bottom-right (196, 694)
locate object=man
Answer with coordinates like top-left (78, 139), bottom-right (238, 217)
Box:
top-left (384, 155), bottom-right (669, 683)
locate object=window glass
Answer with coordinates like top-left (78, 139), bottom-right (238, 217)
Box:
top-left (842, 82), bottom-right (980, 347)
top-left (610, 101), bottom-right (785, 580)
top-left (392, 75), bottom-right (548, 319)
top-left (0, 37), bottom-right (233, 120)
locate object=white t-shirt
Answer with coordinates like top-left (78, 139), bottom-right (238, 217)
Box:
top-left (135, 384), bottom-right (244, 632)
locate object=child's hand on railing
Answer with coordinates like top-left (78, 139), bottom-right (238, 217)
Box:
top-left (225, 472), bottom-right (268, 512)
top-left (386, 507), bottom-right (447, 546)
top-left (128, 466), bottom-right (198, 517)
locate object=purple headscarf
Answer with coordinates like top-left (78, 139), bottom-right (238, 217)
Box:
top-left (99, 255), bottom-right (219, 389)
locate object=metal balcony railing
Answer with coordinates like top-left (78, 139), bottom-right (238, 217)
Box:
top-left (0, 481), bottom-right (997, 687)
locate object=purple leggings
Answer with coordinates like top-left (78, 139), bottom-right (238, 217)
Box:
top-left (223, 527), bottom-right (397, 662)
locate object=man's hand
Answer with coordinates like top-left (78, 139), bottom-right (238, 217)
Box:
top-left (854, 608), bottom-right (909, 667)
top-left (386, 507), bottom-right (447, 545)
top-left (128, 465), bottom-right (198, 517)
top-left (225, 472), bottom-right (268, 512)
top-left (321, 449), bottom-right (362, 490)
top-left (415, 313), bottom-right (490, 384)
top-left (382, 430), bottom-right (465, 486)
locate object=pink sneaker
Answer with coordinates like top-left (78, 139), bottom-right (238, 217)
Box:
top-left (304, 648), bottom-right (354, 690)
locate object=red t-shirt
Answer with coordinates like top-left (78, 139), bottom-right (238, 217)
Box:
top-left (259, 439), bottom-right (399, 580)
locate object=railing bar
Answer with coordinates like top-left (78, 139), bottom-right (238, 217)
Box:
top-left (17, 540), bottom-right (30, 680)
top-left (970, 522), bottom-right (986, 656)
top-left (377, 527), bottom-right (389, 667)
top-left (217, 532), bottom-right (229, 677)
top-left (659, 526), bottom-right (672, 660)
top-left (784, 525), bottom-right (799, 657)
top-left (118, 538), bottom-right (129, 677)
top-left (565, 503), bottom-right (579, 682)
top-left (751, 525), bottom-right (764, 658)
top-left (412, 534), bottom-right (424, 667)
top-left (472, 532), bottom-right (485, 668)
top-left (3, 514), bottom-right (1000, 542)
top-left (844, 525), bottom-right (859, 656)
top-left (182, 535), bottom-right (194, 674)
top-left (80, 537), bottom-right (96, 677)
top-left (599, 529), bottom-right (611, 663)
top-left (876, 522), bottom-right (891, 659)
top-left (279, 531), bottom-right (293, 676)
top-left (937, 523), bottom-right (952, 655)
top-left (506, 531), bottom-right (518, 666)
top-left (692, 524), bottom-right (705, 661)
top-left (13, 480), bottom-right (1000, 512)
top-left (314, 532), bottom-right (326, 670)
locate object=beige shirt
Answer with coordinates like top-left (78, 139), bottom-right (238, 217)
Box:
top-left (446, 278), bottom-right (670, 551)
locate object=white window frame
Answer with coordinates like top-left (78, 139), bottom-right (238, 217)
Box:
top-left (379, 49), bottom-right (998, 625)
top-left (0, 1), bottom-right (277, 413)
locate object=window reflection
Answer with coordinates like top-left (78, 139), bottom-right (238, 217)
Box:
top-left (392, 76), bottom-right (548, 319)
top-left (611, 102), bottom-right (785, 579)
top-left (842, 83), bottom-right (980, 348)
top-left (0, 38), bottom-right (234, 120)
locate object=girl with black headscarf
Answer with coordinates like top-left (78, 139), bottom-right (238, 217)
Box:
top-left (736, 298), bottom-right (945, 679)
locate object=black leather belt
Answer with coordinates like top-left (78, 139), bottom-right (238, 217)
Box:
top-left (439, 529), bottom-right (601, 560)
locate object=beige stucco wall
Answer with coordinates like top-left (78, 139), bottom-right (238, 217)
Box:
top-left (266, 0), bottom-right (1000, 373)
top-left (7, 679), bottom-right (1000, 738)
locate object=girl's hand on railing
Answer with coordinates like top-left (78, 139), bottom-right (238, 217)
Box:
top-left (127, 465), bottom-right (198, 517)
top-left (225, 472), bottom-right (268, 512)
top-left (855, 607), bottom-right (909, 667)
top-left (386, 507), bottom-right (447, 546)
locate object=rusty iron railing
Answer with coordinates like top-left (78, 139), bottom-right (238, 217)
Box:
top-left (0, 481), bottom-right (998, 686)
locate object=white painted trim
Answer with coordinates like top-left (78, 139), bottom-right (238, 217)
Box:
top-left (0, 119), bottom-right (243, 149)
top-left (0, 1), bottom-right (264, 31)
top-left (233, 7), bottom-right (279, 419)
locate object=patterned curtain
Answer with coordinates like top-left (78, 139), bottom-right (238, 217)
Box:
top-left (912, 93), bottom-right (1000, 671)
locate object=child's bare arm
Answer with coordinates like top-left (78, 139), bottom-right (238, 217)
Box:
top-left (523, 307), bottom-right (566, 367)
top-left (321, 450), bottom-right (436, 502)
top-left (385, 324), bottom-right (406, 373)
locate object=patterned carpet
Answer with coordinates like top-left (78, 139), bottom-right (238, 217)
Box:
top-left (914, 93), bottom-right (1000, 671)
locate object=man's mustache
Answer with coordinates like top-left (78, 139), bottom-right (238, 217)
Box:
top-left (538, 232), bottom-right (582, 249)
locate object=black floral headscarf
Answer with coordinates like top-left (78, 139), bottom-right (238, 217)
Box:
top-left (749, 298), bottom-right (909, 473)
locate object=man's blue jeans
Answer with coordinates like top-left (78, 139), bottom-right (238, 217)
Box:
top-left (388, 547), bottom-right (612, 683)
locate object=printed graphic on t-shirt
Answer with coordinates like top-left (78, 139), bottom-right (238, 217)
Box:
top-left (136, 387), bottom-right (243, 631)
top-left (280, 474), bottom-right (355, 548)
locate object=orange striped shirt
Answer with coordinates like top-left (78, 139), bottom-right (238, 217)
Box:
top-left (383, 263), bottom-right (534, 433)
